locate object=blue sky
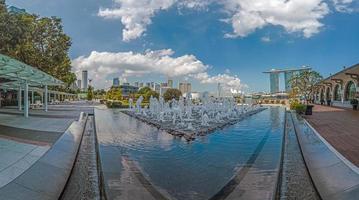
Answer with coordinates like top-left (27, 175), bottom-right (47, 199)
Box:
top-left (6, 0), bottom-right (359, 93)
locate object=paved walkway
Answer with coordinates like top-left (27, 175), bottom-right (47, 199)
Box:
top-left (0, 138), bottom-right (49, 188)
top-left (304, 105), bottom-right (359, 166)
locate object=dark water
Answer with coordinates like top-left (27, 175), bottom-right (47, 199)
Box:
top-left (99, 107), bottom-right (285, 200)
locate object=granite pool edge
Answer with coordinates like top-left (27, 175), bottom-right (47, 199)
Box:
top-left (0, 112), bottom-right (88, 200)
top-left (291, 111), bottom-right (359, 200)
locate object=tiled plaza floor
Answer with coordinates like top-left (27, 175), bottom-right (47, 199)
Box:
top-left (304, 105), bottom-right (359, 166)
top-left (0, 137), bottom-right (49, 188)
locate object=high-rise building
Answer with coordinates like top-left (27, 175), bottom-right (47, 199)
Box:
top-left (82, 70), bottom-right (88, 91)
top-left (139, 82), bottom-right (144, 88)
top-left (154, 83), bottom-right (161, 93)
top-left (113, 77), bottom-right (120, 87)
top-left (269, 73), bottom-right (280, 93)
top-left (77, 80), bottom-right (82, 89)
top-left (179, 82), bottom-right (192, 94)
top-left (160, 82), bottom-right (168, 87)
top-left (168, 79), bottom-right (173, 88)
top-left (284, 71), bottom-right (294, 92)
top-left (263, 67), bottom-right (311, 94)
top-left (134, 82), bottom-right (139, 87)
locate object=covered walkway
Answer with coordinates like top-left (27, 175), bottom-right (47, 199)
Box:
top-left (304, 105), bottom-right (359, 166)
top-left (0, 54), bottom-right (76, 117)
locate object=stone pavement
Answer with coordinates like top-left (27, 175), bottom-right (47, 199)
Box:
top-left (304, 105), bottom-right (359, 166)
top-left (0, 138), bottom-right (49, 188)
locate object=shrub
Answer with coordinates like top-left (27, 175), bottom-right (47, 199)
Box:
top-left (106, 101), bottom-right (122, 108)
top-left (275, 99), bottom-right (280, 104)
top-left (281, 100), bottom-right (286, 105)
top-left (290, 101), bottom-right (306, 114)
top-left (350, 99), bottom-right (358, 105)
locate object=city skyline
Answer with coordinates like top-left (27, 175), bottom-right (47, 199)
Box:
top-left (6, 0), bottom-right (359, 93)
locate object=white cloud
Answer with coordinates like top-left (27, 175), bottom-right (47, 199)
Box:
top-left (222, 0), bottom-right (329, 38)
top-left (332, 0), bottom-right (354, 12)
top-left (261, 36), bottom-right (271, 42)
top-left (99, 0), bottom-right (351, 41)
top-left (72, 49), bottom-right (245, 92)
top-left (98, 0), bottom-right (176, 41)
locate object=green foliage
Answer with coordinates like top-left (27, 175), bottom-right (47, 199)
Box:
top-left (105, 86), bottom-right (122, 101)
top-left (138, 87), bottom-right (152, 94)
top-left (87, 86), bottom-right (94, 101)
top-left (106, 100), bottom-right (122, 108)
top-left (0, 1), bottom-right (76, 89)
top-left (137, 87), bottom-right (159, 102)
top-left (290, 100), bottom-right (306, 114)
top-left (350, 99), bottom-right (358, 105)
top-left (163, 88), bottom-right (182, 101)
top-left (289, 70), bottom-right (323, 103)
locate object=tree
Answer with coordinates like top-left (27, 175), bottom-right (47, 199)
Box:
top-left (163, 88), bottom-right (182, 101)
top-left (105, 86), bottom-right (122, 101)
top-left (138, 87), bottom-right (152, 94)
top-left (87, 86), bottom-right (94, 101)
top-left (0, 1), bottom-right (76, 89)
top-left (289, 70), bottom-right (323, 104)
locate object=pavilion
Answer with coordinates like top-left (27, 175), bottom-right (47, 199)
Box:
top-left (0, 54), bottom-right (76, 117)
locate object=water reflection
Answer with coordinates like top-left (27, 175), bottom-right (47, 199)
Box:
top-left (103, 106), bottom-right (285, 200)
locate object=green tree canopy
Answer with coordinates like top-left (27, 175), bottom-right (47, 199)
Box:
top-left (0, 1), bottom-right (76, 90)
top-left (289, 70), bottom-right (323, 103)
top-left (163, 88), bottom-right (182, 101)
top-left (138, 87), bottom-right (152, 94)
top-left (106, 86), bottom-right (122, 101)
top-left (87, 86), bottom-right (94, 101)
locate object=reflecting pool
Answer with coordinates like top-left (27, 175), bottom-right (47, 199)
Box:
top-left (95, 106), bottom-right (285, 200)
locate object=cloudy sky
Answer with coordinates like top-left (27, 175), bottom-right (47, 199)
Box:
top-left (7, 0), bottom-right (359, 93)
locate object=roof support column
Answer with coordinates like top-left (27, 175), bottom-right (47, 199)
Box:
top-left (18, 86), bottom-right (22, 111)
top-left (44, 85), bottom-right (48, 112)
top-left (24, 81), bottom-right (29, 118)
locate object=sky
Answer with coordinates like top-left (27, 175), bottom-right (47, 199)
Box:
top-left (6, 0), bottom-right (359, 94)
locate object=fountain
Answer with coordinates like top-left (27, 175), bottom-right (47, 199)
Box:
top-left (123, 94), bottom-right (266, 141)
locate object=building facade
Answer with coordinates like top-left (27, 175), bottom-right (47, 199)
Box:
top-left (81, 70), bottom-right (88, 91)
top-left (313, 64), bottom-right (359, 108)
top-left (113, 77), bottom-right (120, 87)
top-left (119, 84), bottom-right (139, 97)
top-left (179, 82), bottom-right (192, 94)
top-left (168, 79), bottom-right (173, 88)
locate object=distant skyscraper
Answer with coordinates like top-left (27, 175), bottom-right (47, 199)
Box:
top-left (160, 82), bottom-right (168, 87)
top-left (284, 71), bottom-right (294, 92)
top-left (134, 82), bottom-right (139, 87)
top-left (113, 77), bottom-right (120, 87)
top-left (179, 82), bottom-right (192, 94)
top-left (168, 79), bottom-right (173, 88)
top-left (139, 82), bottom-right (144, 88)
top-left (77, 80), bottom-right (82, 89)
top-left (154, 83), bottom-right (160, 93)
top-left (81, 70), bottom-right (88, 91)
top-left (270, 73), bottom-right (280, 93)
top-left (146, 82), bottom-right (151, 87)
top-left (263, 67), bottom-right (311, 94)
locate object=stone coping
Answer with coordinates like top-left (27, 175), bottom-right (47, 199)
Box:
top-left (291, 112), bottom-right (359, 200)
top-left (0, 112), bottom-right (88, 200)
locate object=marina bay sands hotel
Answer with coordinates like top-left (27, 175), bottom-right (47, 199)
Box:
top-left (263, 66), bottom-right (311, 94)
